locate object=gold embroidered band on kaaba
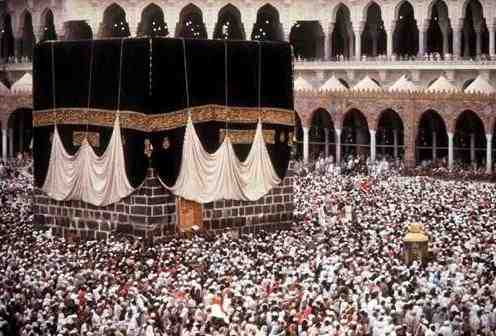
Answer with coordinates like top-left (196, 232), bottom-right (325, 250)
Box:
top-left (33, 105), bottom-right (295, 131)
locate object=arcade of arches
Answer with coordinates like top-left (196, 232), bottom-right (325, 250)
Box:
top-left (294, 90), bottom-right (496, 173)
top-left (1, 90), bottom-right (496, 175)
top-left (2, 0), bottom-right (496, 61)
top-left (0, 103), bottom-right (33, 160)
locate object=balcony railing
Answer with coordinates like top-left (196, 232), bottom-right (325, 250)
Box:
top-left (294, 55), bottom-right (496, 70)
top-left (3, 55), bottom-right (496, 72)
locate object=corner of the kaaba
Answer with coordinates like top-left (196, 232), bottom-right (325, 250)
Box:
top-left (32, 37), bottom-right (296, 242)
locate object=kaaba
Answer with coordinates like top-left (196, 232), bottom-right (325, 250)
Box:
top-left (32, 38), bottom-right (295, 241)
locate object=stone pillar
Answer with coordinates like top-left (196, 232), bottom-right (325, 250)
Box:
top-left (489, 25), bottom-right (495, 58)
top-left (324, 33), bottom-right (330, 60)
top-left (353, 26), bottom-right (362, 60)
top-left (393, 129), bottom-right (399, 159)
top-left (486, 133), bottom-right (492, 174)
top-left (370, 129), bottom-right (376, 162)
top-left (205, 22), bottom-right (216, 39)
top-left (386, 29), bottom-right (393, 59)
top-left (303, 126), bottom-right (310, 163)
top-left (1, 128), bottom-right (7, 161)
top-left (335, 128), bottom-right (342, 165)
top-left (432, 131), bottom-right (437, 160)
top-left (324, 128), bottom-right (329, 157)
top-left (448, 132), bottom-right (454, 170)
top-left (8, 128), bottom-right (13, 158)
top-left (453, 26), bottom-right (462, 57)
top-left (19, 117), bottom-right (23, 153)
top-left (470, 133), bottom-right (476, 164)
top-left (419, 28), bottom-right (426, 56)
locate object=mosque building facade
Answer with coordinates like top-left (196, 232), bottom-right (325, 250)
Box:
top-left (0, 0), bottom-right (495, 170)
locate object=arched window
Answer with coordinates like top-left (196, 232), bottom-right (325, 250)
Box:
top-left (393, 1), bottom-right (418, 57)
top-left (361, 2), bottom-right (386, 58)
top-left (100, 3), bottom-right (130, 38)
top-left (177, 4), bottom-right (207, 39)
top-left (331, 4), bottom-right (353, 59)
top-left (40, 9), bottom-right (57, 42)
top-left (252, 4), bottom-right (283, 41)
top-left (290, 21), bottom-right (324, 60)
top-left (213, 4), bottom-right (244, 40)
top-left (137, 3), bottom-right (168, 37)
top-left (20, 11), bottom-right (35, 59)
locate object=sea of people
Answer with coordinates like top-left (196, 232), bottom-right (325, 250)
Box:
top-left (1, 155), bottom-right (496, 336)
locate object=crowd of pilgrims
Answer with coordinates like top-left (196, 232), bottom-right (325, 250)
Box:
top-left (1, 154), bottom-right (496, 336)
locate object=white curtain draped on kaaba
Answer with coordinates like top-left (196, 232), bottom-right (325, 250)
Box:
top-left (161, 116), bottom-right (281, 203)
top-left (42, 116), bottom-right (135, 206)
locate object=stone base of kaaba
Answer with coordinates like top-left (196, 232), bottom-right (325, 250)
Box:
top-left (33, 164), bottom-right (295, 242)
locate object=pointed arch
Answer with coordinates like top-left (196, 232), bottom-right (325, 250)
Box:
top-left (40, 8), bottom-right (57, 41)
top-left (461, 0), bottom-right (488, 58)
top-left (137, 3), bottom-right (168, 37)
top-left (252, 3), bottom-right (283, 41)
top-left (19, 10), bottom-right (35, 59)
top-left (290, 21), bottom-right (324, 60)
top-left (331, 3), bottom-right (353, 59)
top-left (100, 3), bottom-right (130, 38)
top-left (214, 4), bottom-right (244, 40)
top-left (454, 110), bottom-right (486, 165)
top-left (394, 0), bottom-right (418, 56)
top-left (177, 3), bottom-right (207, 39)
top-left (1, 14), bottom-right (15, 58)
top-left (426, 0), bottom-right (452, 56)
top-left (376, 109), bottom-right (404, 158)
top-left (309, 108), bottom-right (335, 160)
top-left (342, 108), bottom-right (370, 157)
top-left (331, 2), bottom-right (352, 23)
top-left (416, 109), bottom-right (448, 163)
top-left (362, 2), bottom-right (386, 57)
top-left (7, 108), bottom-right (33, 156)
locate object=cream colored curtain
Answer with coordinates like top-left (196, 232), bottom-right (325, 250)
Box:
top-left (161, 116), bottom-right (281, 203)
top-left (42, 116), bottom-right (135, 206)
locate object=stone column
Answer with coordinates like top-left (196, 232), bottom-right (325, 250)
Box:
top-left (470, 133), bottom-right (476, 164)
top-left (448, 132), bottom-right (454, 170)
top-left (8, 128), bottom-right (13, 158)
top-left (1, 128), bottom-right (7, 161)
top-left (404, 127), bottom-right (416, 167)
top-left (354, 26), bottom-right (362, 60)
top-left (370, 129), bottom-right (376, 162)
top-left (393, 129), bottom-right (399, 159)
top-left (19, 117), bottom-right (23, 153)
top-left (386, 29), bottom-right (393, 59)
top-left (453, 26), bottom-right (462, 57)
top-left (489, 25), bottom-right (495, 58)
top-left (324, 128), bottom-right (329, 157)
top-left (205, 22), bottom-right (216, 39)
top-left (303, 126), bottom-right (310, 163)
top-left (486, 133), bottom-right (492, 174)
top-left (432, 131), bottom-right (437, 160)
top-left (335, 128), bottom-right (342, 165)
top-left (419, 28), bottom-right (426, 56)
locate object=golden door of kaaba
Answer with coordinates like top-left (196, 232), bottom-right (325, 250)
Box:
top-left (176, 197), bottom-right (203, 233)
